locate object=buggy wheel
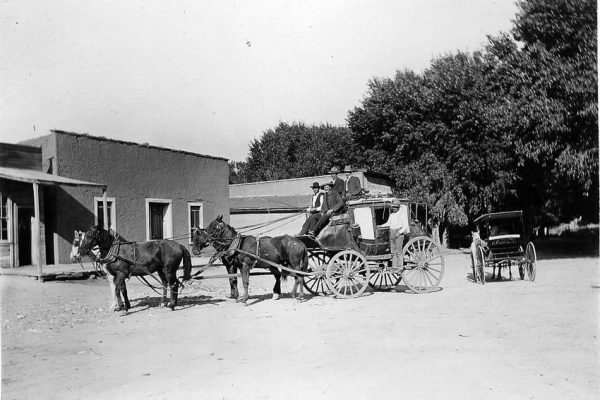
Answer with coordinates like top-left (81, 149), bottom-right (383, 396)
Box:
top-left (303, 251), bottom-right (331, 295)
top-left (401, 236), bottom-right (445, 293)
top-left (368, 260), bottom-right (402, 290)
top-left (525, 242), bottom-right (537, 281)
top-left (475, 245), bottom-right (485, 285)
top-left (326, 250), bottom-right (370, 298)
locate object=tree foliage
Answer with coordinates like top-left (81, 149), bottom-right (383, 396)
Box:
top-left (235, 0), bottom-right (597, 243)
top-left (232, 122), bottom-right (359, 183)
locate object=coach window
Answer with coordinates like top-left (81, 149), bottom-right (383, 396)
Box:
top-left (188, 202), bottom-right (204, 244)
top-left (94, 197), bottom-right (116, 231)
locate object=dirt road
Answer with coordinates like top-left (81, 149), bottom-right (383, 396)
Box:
top-left (1, 253), bottom-right (598, 400)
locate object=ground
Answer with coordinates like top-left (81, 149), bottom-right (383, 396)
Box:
top-left (1, 251), bottom-right (598, 400)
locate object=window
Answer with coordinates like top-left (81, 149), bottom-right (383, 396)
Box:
top-left (188, 202), bottom-right (203, 243)
top-left (145, 199), bottom-right (173, 240)
top-left (0, 195), bottom-right (8, 241)
top-left (94, 197), bottom-right (116, 231)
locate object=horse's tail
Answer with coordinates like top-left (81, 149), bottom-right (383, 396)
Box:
top-left (180, 245), bottom-right (192, 281)
top-left (300, 245), bottom-right (309, 273)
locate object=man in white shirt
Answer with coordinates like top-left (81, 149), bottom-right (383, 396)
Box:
top-left (381, 199), bottom-right (410, 268)
top-left (299, 182), bottom-right (324, 235)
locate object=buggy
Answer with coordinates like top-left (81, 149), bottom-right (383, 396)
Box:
top-left (471, 210), bottom-right (537, 284)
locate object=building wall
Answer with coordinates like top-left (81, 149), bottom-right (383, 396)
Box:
top-left (0, 143), bottom-right (42, 170)
top-left (23, 131), bottom-right (229, 263)
top-left (230, 213), bottom-right (306, 237)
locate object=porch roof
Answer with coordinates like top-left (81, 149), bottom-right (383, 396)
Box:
top-left (0, 167), bottom-right (106, 188)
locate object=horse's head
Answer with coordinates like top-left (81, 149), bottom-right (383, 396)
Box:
top-left (191, 227), bottom-right (211, 256)
top-left (70, 230), bottom-right (84, 262)
top-left (192, 216), bottom-right (237, 253)
top-left (78, 225), bottom-right (113, 257)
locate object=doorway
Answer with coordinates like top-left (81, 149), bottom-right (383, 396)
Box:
top-left (145, 199), bottom-right (172, 240)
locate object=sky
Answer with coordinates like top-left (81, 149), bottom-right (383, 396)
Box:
top-left (1, 0), bottom-right (518, 162)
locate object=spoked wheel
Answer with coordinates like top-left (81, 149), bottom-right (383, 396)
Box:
top-left (401, 236), bottom-right (445, 293)
top-left (303, 250), bottom-right (331, 295)
top-left (368, 260), bottom-right (402, 291)
top-left (474, 245), bottom-right (486, 285)
top-left (525, 242), bottom-right (537, 281)
top-left (326, 250), bottom-right (370, 298)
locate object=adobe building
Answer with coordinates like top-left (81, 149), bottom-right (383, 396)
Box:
top-left (229, 172), bottom-right (394, 236)
top-left (0, 130), bottom-right (229, 272)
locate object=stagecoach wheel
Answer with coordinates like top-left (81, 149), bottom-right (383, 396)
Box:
top-left (303, 251), bottom-right (332, 296)
top-left (475, 246), bottom-right (486, 285)
top-left (368, 260), bottom-right (402, 290)
top-left (326, 250), bottom-right (370, 298)
top-left (525, 242), bottom-right (537, 282)
top-left (401, 236), bottom-right (445, 294)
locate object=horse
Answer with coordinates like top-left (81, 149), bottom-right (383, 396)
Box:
top-left (78, 225), bottom-right (192, 312)
top-left (70, 230), bottom-right (117, 309)
top-left (470, 231), bottom-right (486, 282)
top-left (191, 215), bottom-right (309, 303)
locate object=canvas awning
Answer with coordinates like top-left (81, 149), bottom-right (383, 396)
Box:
top-left (0, 166), bottom-right (106, 188)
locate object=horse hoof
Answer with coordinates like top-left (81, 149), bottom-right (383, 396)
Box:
top-left (272, 293), bottom-right (280, 300)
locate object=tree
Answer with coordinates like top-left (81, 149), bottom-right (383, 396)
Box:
top-left (234, 122), bottom-right (361, 182)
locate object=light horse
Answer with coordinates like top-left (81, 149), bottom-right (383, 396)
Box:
top-left (470, 231), bottom-right (487, 282)
top-left (191, 215), bottom-right (309, 303)
top-left (71, 230), bottom-right (117, 309)
top-left (78, 225), bottom-right (192, 312)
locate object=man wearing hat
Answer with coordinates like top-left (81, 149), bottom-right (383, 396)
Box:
top-left (330, 166), bottom-right (346, 199)
top-left (343, 165), bottom-right (363, 201)
top-left (314, 181), bottom-right (344, 235)
top-left (381, 199), bottom-right (410, 268)
top-left (299, 182), bottom-right (324, 235)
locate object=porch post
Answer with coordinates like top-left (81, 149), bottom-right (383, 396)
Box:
top-left (33, 182), bottom-right (43, 279)
top-left (102, 189), bottom-right (108, 230)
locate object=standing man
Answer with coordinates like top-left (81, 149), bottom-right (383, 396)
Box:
top-left (299, 182), bottom-right (324, 235)
top-left (330, 166), bottom-right (346, 199)
top-left (381, 199), bottom-right (410, 269)
top-left (343, 165), bottom-right (362, 201)
top-left (314, 182), bottom-right (344, 235)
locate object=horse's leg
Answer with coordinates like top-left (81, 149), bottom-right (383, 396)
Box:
top-left (112, 275), bottom-right (124, 311)
top-left (102, 265), bottom-right (118, 309)
top-left (508, 262), bottom-right (513, 280)
top-left (239, 261), bottom-right (251, 304)
top-left (295, 276), bottom-right (305, 302)
top-left (223, 259), bottom-right (239, 299)
top-left (272, 270), bottom-right (281, 300)
top-left (166, 270), bottom-right (179, 310)
top-left (156, 270), bottom-right (168, 307)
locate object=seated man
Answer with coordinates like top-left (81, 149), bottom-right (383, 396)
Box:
top-left (343, 165), bottom-right (363, 201)
top-left (380, 199), bottom-right (409, 268)
top-left (300, 182), bottom-right (324, 235)
top-left (314, 181), bottom-right (344, 235)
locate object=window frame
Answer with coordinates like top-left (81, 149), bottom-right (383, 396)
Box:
top-left (188, 202), bottom-right (204, 244)
top-left (94, 196), bottom-right (116, 231)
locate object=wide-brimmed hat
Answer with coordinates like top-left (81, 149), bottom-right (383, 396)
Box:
top-left (344, 165), bottom-right (353, 173)
top-left (391, 199), bottom-right (402, 207)
top-left (330, 166), bottom-right (340, 174)
top-left (321, 181), bottom-right (333, 189)
top-left (310, 182), bottom-right (320, 189)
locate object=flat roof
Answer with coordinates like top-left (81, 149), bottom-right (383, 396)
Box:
top-left (50, 130), bottom-right (229, 162)
top-left (474, 210), bottom-right (523, 223)
top-left (0, 167), bottom-right (107, 188)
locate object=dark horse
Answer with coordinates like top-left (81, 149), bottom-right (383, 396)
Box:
top-left (191, 216), bottom-right (308, 303)
top-left (78, 225), bottom-right (192, 312)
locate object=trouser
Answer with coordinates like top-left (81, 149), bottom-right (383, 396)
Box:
top-left (314, 212), bottom-right (333, 235)
top-left (300, 213), bottom-right (321, 235)
top-left (390, 229), bottom-right (404, 269)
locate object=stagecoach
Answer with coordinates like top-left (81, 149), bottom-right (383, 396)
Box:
top-left (471, 210), bottom-right (537, 284)
top-left (297, 196), bottom-right (445, 298)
